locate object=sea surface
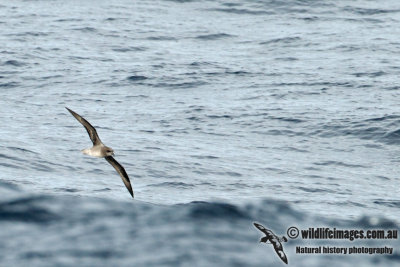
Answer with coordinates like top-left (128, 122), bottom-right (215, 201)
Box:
top-left (0, 0), bottom-right (399, 266)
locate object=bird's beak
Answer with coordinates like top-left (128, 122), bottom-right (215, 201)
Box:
top-left (112, 152), bottom-right (115, 156)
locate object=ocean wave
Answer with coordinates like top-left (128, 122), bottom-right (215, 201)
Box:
top-left (260, 36), bottom-right (301, 45)
top-left (0, 182), bottom-right (398, 266)
top-left (195, 33), bottom-right (235, 40)
top-left (127, 75), bottom-right (149, 81)
top-left (149, 182), bottom-right (195, 189)
top-left (2, 60), bottom-right (26, 67)
top-left (207, 8), bottom-right (274, 16)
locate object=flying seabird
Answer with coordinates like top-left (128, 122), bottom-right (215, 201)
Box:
top-left (253, 222), bottom-right (288, 264)
top-left (66, 107), bottom-right (134, 198)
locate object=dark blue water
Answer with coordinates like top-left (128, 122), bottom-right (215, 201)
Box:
top-left (0, 0), bottom-right (399, 266)
top-left (0, 180), bottom-right (399, 266)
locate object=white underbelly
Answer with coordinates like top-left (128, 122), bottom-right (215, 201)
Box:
top-left (81, 147), bottom-right (104, 158)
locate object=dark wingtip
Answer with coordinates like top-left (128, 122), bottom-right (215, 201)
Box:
top-left (128, 186), bottom-right (134, 199)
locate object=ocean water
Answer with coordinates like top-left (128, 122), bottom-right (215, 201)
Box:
top-left (0, 0), bottom-right (399, 266)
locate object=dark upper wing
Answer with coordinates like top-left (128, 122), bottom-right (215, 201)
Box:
top-left (253, 222), bottom-right (269, 235)
top-left (105, 156), bottom-right (134, 198)
top-left (66, 107), bottom-right (102, 146)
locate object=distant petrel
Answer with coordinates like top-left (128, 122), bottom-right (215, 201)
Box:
top-left (66, 107), bottom-right (134, 198)
top-left (253, 222), bottom-right (288, 264)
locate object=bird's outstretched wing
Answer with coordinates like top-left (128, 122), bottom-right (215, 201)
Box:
top-left (105, 156), bottom-right (134, 198)
top-left (253, 222), bottom-right (269, 234)
top-left (254, 222), bottom-right (288, 264)
top-left (66, 107), bottom-right (102, 146)
top-left (273, 247), bottom-right (288, 264)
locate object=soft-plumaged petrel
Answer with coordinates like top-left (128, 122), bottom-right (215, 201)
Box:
top-left (254, 222), bottom-right (288, 264)
top-left (66, 107), bottom-right (134, 198)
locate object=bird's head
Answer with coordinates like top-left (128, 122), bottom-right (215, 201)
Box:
top-left (260, 236), bottom-right (269, 243)
top-left (104, 147), bottom-right (115, 156)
